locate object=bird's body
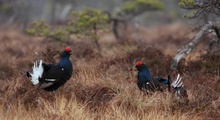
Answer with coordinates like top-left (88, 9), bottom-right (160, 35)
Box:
top-left (135, 62), bottom-right (187, 98)
top-left (135, 62), bottom-right (163, 93)
top-left (156, 77), bottom-right (169, 85)
top-left (27, 48), bottom-right (73, 91)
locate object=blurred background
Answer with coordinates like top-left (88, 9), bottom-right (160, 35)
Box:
top-left (0, 0), bottom-right (186, 28)
top-left (0, 1), bottom-right (220, 120)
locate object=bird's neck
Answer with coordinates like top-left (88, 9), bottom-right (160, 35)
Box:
top-left (58, 57), bottom-right (72, 75)
top-left (58, 57), bottom-right (70, 65)
top-left (140, 67), bottom-right (150, 72)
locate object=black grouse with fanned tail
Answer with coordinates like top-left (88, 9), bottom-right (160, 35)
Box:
top-left (27, 48), bottom-right (73, 91)
top-left (135, 61), bottom-right (188, 98)
top-left (135, 62), bottom-right (163, 94)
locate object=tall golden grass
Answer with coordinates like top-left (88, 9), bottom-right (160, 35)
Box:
top-left (0, 25), bottom-right (219, 120)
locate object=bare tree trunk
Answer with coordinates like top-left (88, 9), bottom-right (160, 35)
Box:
top-left (93, 23), bottom-right (101, 51)
top-left (171, 22), bottom-right (220, 70)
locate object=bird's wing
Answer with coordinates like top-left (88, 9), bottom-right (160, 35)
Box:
top-left (42, 65), bottom-right (67, 83)
top-left (42, 63), bottom-right (55, 73)
top-left (156, 77), bottom-right (169, 85)
top-left (37, 66), bottom-right (67, 89)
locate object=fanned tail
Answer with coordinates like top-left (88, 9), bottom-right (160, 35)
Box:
top-left (171, 74), bottom-right (188, 99)
top-left (29, 60), bottom-right (44, 85)
top-left (171, 74), bottom-right (183, 88)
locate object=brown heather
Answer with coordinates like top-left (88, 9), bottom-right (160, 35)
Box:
top-left (0, 24), bottom-right (219, 120)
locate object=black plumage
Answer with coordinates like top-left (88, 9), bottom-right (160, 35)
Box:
top-left (135, 62), bottom-right (187, 97)
top-left (135, 62), bottom-right (163, 94)
top-left (27, 48), bottom-right (73, 91)
top-left (155, 75), bottom-right (172, 91)
top-left (156, 75), bottom-right (188, 98)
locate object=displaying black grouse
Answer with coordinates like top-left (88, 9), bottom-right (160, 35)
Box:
top-left (135, 61), bottom-right (163, 93)
top-left (135, 61), bottom-right (187, 98)
top-left (27, 47), bottom-right (73, 91)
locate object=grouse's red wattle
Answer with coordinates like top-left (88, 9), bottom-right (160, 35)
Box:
top-left (136, 61), bottom-right (142, 66)
top-left (65, 47), bottom-right (71, 53)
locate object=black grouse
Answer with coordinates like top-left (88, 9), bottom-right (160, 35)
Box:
top-left (27, 47), bottom-right (73, 91)
top-left (135, 61), bottom-right (187, 97)
top-left (135, 61), bottom-right (163, 93)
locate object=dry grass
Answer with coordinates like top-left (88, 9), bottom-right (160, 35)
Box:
top-left (0, 24), bottom-right (219, 120)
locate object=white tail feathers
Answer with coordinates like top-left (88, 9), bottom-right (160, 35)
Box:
top-left (171, 74), bottom-right (183, 88)
top-left (29, 60), bottom-right (44, 85)
top-left (45, 79), bottom-right (56, 82)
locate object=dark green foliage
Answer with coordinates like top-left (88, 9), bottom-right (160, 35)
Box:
top-left (48, 29), bottom-right (67, 41)
top-left (116, 0), bottom-right (163, 18)
top-left (179, 0), bottom-right (194, 7)
top-left (67, 9), bottom-right (109, 34)
top-left (179, 0), bottom-right (220, 19)
top-left (122, 0), bottom-right (163, 13)
top-left (25, 20), bottom-right (49, 36)
top-left (67, 9), bottom-right (109, 49)
top-left (25, 9), bottom-right (110, 48)
top-left (25, 20), bottom-right (67, 41)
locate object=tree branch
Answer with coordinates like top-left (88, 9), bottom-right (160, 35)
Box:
top-left (171, 22), bottom-right (215, 70)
